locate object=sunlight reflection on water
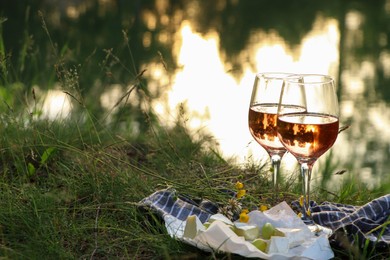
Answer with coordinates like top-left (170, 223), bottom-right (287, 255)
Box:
top-left (41, 88), bottom-right (72, 120)
top-left (40, 10), bottom-right (390, 188)
top-left (151, 15), bottom-right (388, 188)
top-left (157, 17), bottom-right (340, 165)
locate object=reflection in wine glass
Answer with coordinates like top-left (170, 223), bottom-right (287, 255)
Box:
top-left (248, 72), bottom-right (292, 199)
top-left (277, 74), bottom-right (339, 222)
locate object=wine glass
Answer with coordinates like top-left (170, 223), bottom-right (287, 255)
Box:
top-left (248, 72), bottom-right (292, 198)
top-left (276, 74), bottom-right (339, 222)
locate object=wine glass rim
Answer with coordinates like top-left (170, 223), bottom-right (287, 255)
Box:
top-left (284, 74), bottom-right (334, 84)
top-left (256, 72), bottom-right (295, 80)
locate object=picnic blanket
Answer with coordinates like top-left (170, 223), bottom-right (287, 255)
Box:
top-left (139, 189), bottom-right (390, 251)
top-left (309, 196), bottom-right (390, 250)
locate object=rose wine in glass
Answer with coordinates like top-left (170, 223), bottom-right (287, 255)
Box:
top-left (248, 72), bottom-right (293, 198)
top-left (277, 74), bottom-right (339, 222)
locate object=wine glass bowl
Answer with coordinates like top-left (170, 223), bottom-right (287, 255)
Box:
top-left (277, 113), bottom-right (339, 165)
top-left (277, 74), bottom-right (339, 221)
top-left (248, 104), bottom-right (286, 157)
top-left (248, 72), bottom-right (292, 197)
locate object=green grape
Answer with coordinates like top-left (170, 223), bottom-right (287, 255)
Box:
top-left (262, 222), bottom-right (276, 239)
top-left (252, 238), bottom-right (268, 252)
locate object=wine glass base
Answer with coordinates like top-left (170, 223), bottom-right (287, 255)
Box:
top-left (307, 223), bottom-right (333, 237)
top-left (300, 216), bottom-right (333, 237)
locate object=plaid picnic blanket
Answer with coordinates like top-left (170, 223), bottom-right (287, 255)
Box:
top-left (310, 195), bottom-right (390, 250)
top-left (139, 189), bottom-right (390, 250)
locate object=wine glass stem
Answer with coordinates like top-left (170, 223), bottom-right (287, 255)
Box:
top-left (300, 162), bottom-right (313, 222)
top-left (270, 154), bottom-right (281, 199)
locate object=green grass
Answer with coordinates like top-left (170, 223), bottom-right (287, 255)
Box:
top-left (0, 88), bottom-right (388, 260)
top-left (0, 12), bottom-right (388, 260)
top-left (0, 107), bottom-right (246, 259)
top-left (0, 108), bottom-right (388, 259)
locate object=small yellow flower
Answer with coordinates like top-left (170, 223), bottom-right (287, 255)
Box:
top-left (239, 211), bottom-right (249, 223)
top-left (298, 212), bottom-right (302, 218)
top-left (306, 209), bottom-right (311, 216)
top-left (299, 195), bottom-right (304, 207)
top-left (235, 181), bottom-right (244, 190)
top-left (259, 204), bottom-right (268, 212)
top-left (236, 189), bottom-right (246, 199)
top-left (241, 208), bottom-right (249, 214)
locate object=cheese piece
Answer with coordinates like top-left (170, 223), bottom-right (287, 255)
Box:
top-left (274, 227), bottom-right (307, 248)
top-left (234, 222), bottom-right (260, 241)
top-left (267, 236), bottom-right (289, 254)
top-left (208, 213), bottom-right (234, 226)
top-left (183, 215), bottom-right (206, 239)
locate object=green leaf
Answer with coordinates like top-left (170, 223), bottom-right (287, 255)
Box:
top-left (40, 147), bottom-right (56, 165)
top-left (27, 162), bottom-right (36, 176)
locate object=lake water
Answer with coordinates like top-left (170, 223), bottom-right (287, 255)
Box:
top-left (2, 0), bottom-right (390, 189)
